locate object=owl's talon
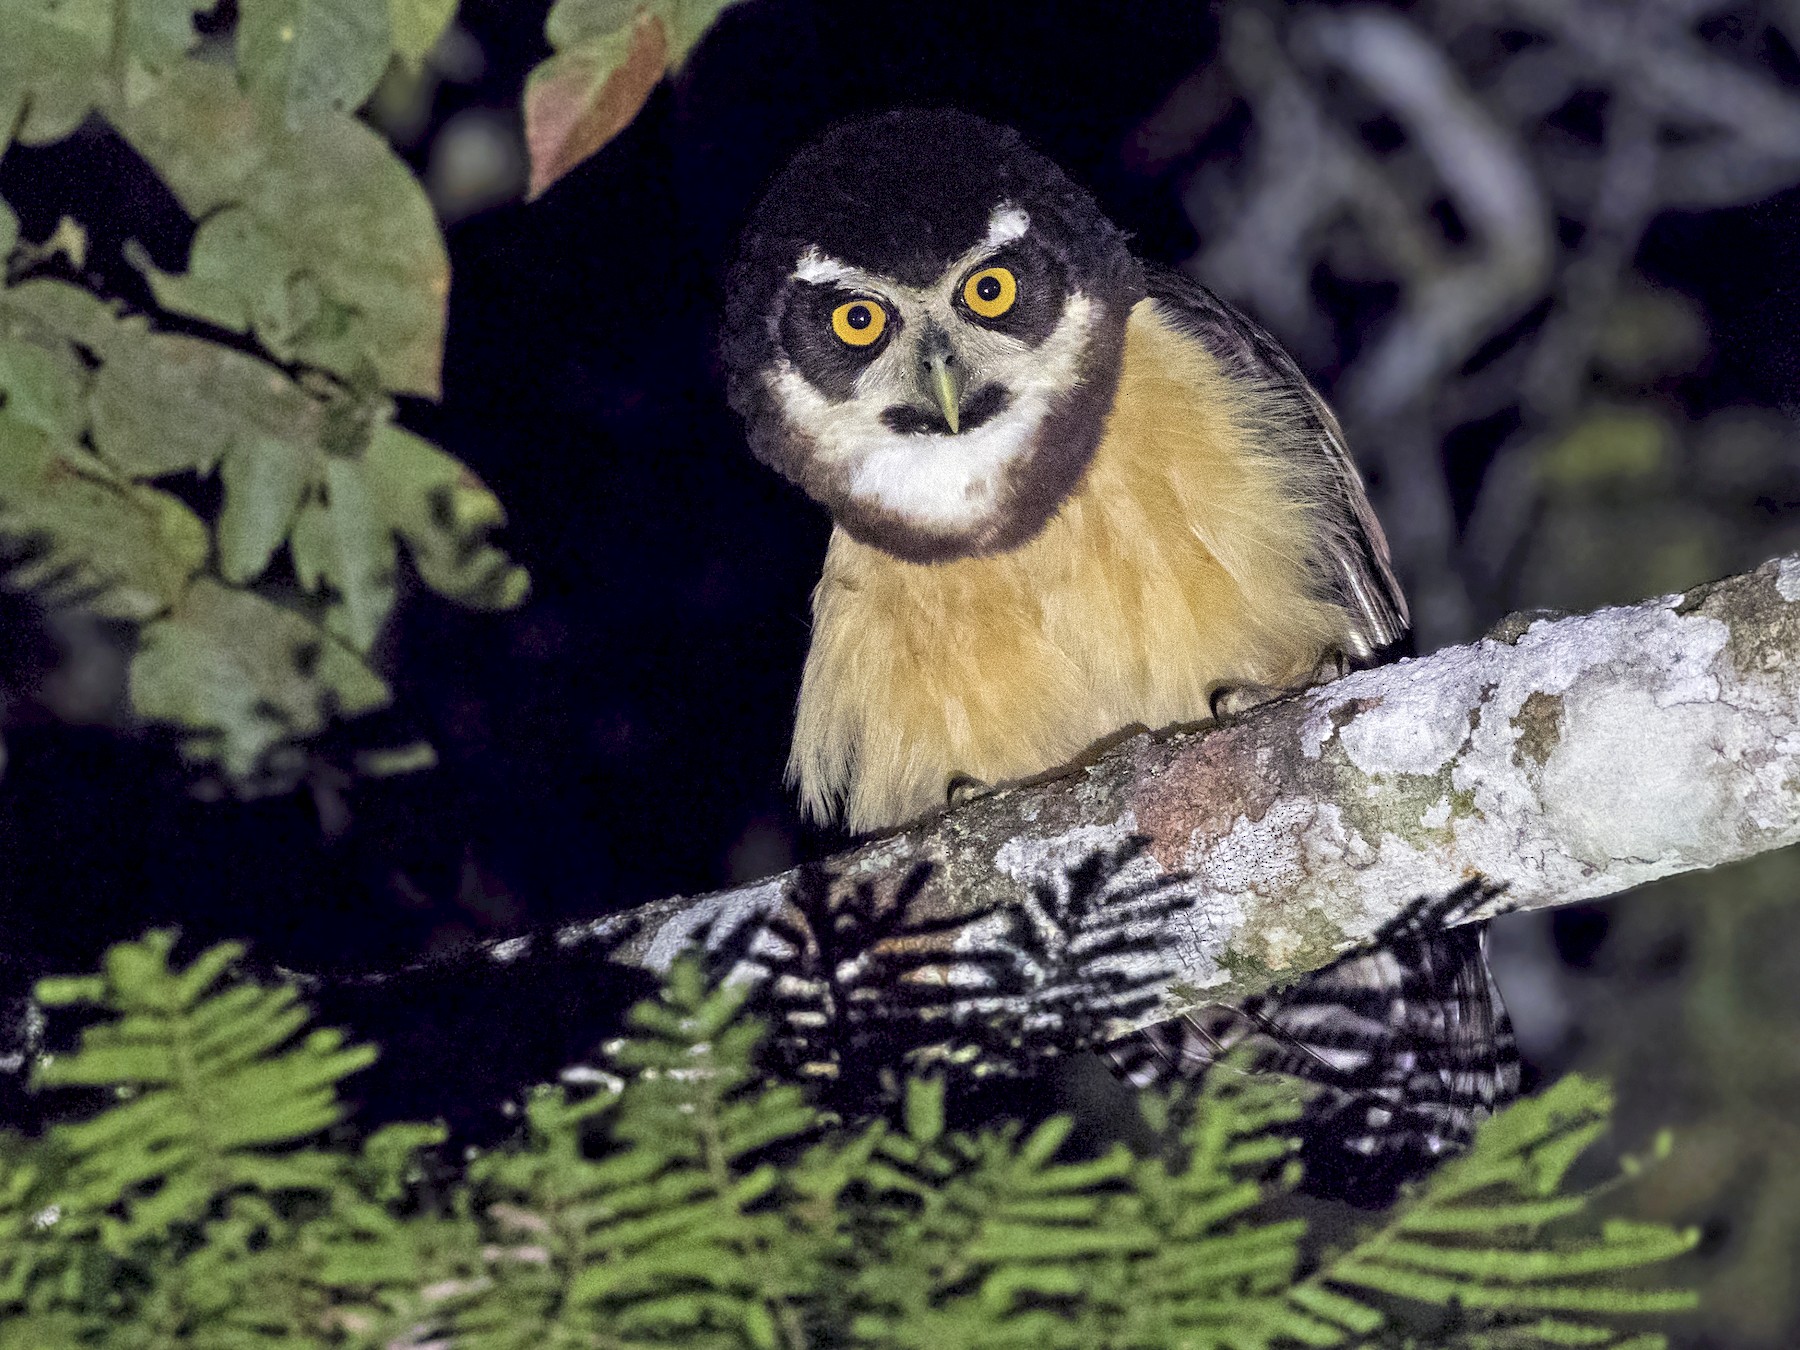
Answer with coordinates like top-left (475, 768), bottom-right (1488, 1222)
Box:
top-left (946, 774), bottom-right (992, 808)
top-left (1210, 683), bottom-right (1283, 720)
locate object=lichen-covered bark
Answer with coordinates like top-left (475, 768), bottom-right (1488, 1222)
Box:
top-left (580, 554), bottom-right (1800, 1032)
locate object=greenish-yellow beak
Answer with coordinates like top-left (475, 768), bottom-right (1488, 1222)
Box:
top-left (928, 352), bottom-right (962, 435)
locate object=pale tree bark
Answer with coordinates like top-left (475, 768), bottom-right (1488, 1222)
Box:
top-left (557, 553), bottom-right (1800, 1034)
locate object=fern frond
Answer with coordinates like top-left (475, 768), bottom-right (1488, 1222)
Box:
top-left (0, 935), bottom-right (1700, 1350)
top-left (455, 957), bottom-right (819, 1349)
top-left (1292, 1075), bottom-right (1699, 1348)
top-left (4, 932), bottom-right (435, 1346)
top-left (849, 1077), bottom-right (1156, 1348)
top-left (33, 931), bottom-right (375, 1248)
top-left (1084, 1070), bottom-right (1339, 1350)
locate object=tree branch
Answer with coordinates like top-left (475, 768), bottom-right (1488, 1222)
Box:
top-left (571, 553), bottom-right (1800, 1034)
top-left (8, 557), bottom-right (1798, 1129)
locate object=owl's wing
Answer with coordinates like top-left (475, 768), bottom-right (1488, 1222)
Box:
top-left (1115, 275), bottom-right (1516, 1204)
top-left (1104, 882), bottom-right (1520, 1206)
top-left (1143, 268), bottom-right (1410, 661)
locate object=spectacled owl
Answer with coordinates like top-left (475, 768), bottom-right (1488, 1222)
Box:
top-left (722, 108), bottom-right (1514, 1182)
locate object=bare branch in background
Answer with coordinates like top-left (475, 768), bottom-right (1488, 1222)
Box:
top-left (1150, 0), bottom-right (1800, 645)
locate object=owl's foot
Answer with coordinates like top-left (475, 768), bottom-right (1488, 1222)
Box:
top-left (1211, 656), bottom-right (1353, 720)
top-left (1209, 682), bottom-right (1284, 720)
top-left (946, 773), bottom-right (993, 808)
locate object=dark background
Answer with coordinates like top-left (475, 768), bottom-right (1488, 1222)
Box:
top-left (3, 2), bottom-right (1799, 1343)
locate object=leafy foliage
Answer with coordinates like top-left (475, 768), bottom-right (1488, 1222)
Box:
top-left (0, 0), bottom-right (536, 795)
top-left (524, 0), bottom-right (754, 198)
top-left (0, 933), bottom-right (1698, 1347)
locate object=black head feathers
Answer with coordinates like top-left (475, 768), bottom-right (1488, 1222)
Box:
top-left (736, 110), bottom-right (1134, 289)
top-left (721, 109), bottom-right (1144, 561)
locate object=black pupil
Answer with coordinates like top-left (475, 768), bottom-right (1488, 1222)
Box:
top-left (977, 275), bottom-right (1002, 301)
top-left (847, 305), bottom-right (871, 330)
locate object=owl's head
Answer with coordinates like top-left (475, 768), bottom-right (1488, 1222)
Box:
top-left (722, 109), bottom-right (1144, 563)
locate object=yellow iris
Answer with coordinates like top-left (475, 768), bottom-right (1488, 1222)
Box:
top-left (830, 299), bottom-right (887, 347)
top-left (962, 265), bottom-right (1017, 319)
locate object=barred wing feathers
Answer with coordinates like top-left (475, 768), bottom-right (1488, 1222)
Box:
top-left (1106, 883), bottom-right (1521, 1203)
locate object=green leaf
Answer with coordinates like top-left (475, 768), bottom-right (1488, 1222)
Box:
top-left (354, 740), bottom-right (435, 776)
top-left (544, 0), bottom-right (745, 67)
top-left (659, 0), bottom-right (748, 67)
top-left (89, 329), bottom-right (325, 480)
top-left (389, 0), bottom-right (459, 64)
top-left (129, 209), bottom-right (290, 337)
top-left (318, 457), bottom-right (399, 653)
top-left (0, 413), bottom-right (206, 619)
top-left (0, 0), bottom-right (110, 148)
top-left (523, 0), bottom-right (749, 196)
top-left (0, 196), bottom-right (17, 258)
top-left (218, 432), bottom-right (315, 584)
top-left (110, 63), bottom-right (448, 396)
top-left (0, 334), bottom-right (89, 443)
top-left (317, 635), bottom-right (393, 717)
top-left (543, 0), bottom-right (640, 48)
top-left (1293, 1074), bottom-right (1699, 1343)
top-left (0, 277), bottom-right (122, 353)
top-left (0, 936), bottom-right (1701, 1346)
top-left (363, 422), bottom-right (528, 609)
top-left (524, 12), bottom-right (666, 200)
top-left (238, 0), bottom-right (395, 127)
top-left (129, 578), bottom-right (329, 783)
top-left (1536, 407), bottom-right (1675, 492)
top-left (36, 932), bottom-right (377, 1246)
top-left (902, 1078), bottom-right (944, 1145)
top-left (123, 0), bottom-right (210, 71)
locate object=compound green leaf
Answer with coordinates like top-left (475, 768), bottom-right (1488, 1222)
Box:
top-left (218, 432), bottom-right (316, 584)
top-left (111, 63), bottom-right (448, 395)
top-left (89, 329), bottom-right (325, 480)
top-left (389, 0), bottom-right (459, 64)
top-left (0, 413), bottom-right (205, 619)
top-left (129, 578), bottom-right (329, 784)
top-left (238, 0), bottom-right (394, 127)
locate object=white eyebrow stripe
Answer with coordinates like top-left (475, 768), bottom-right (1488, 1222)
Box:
top-left (984, 203), bottom-right (1030, 249)
top-left (793, 248), bottom-right (860, 285)
top-left (794, 204), bottom-right (1028, 288)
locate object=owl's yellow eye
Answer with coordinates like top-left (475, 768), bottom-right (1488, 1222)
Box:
top-left (830, 299), bottom-right (887, 347)
top-left (962, 266), bottom-right (1017, 319)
